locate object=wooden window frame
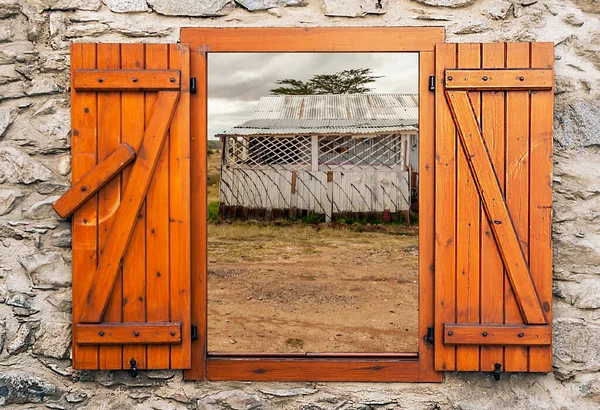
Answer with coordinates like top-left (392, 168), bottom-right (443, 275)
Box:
top-left (181, 27), bottom-right (444, 382)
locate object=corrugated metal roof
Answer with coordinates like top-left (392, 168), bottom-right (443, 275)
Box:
top-left (217, 94), bottom-right (418, 137)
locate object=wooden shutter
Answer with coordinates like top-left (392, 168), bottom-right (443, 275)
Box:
top-left (434, 43), bottom-right (553, 373)
top-left (59, 43), bottom-right (191, 370)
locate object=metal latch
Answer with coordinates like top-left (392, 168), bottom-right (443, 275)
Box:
top-left (129, 358), bottom-right (138, 378)
top-left (426, 327), bottom-right (434, 344)
top-left (493, 363), bottom-right (501, 381)
top-left (429, 76), bottom-right (436, 91)
top-left (190, 77), bottom-right (197, 94)
top-left (191, 324), bottom-right (198, 341)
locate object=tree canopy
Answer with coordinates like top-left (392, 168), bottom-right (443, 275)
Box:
top-left (270, 68), bottom-right (381, 95)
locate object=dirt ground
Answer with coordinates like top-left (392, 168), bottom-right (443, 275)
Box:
top-left (207, 222), bottom-right (419, 353)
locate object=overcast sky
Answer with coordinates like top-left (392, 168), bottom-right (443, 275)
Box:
top-left (208, 53), bottom-right (419, 140)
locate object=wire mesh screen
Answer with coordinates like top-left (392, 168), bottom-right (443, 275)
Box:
top-left (318, 135), bottom-right (404, 170)
top-left (224, 136), bottom-right (312, 171)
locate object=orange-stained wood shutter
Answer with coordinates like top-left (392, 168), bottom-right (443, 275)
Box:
top-left (434, 42), bottom-right (553, 373)
top-left (64, 43), bottom-right (191, 370)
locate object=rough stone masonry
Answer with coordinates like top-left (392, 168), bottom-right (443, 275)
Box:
top-left (0, 0), bottom-right (599, 408)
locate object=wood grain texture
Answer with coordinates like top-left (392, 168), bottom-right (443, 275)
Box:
top-left (70, 43), bottom-right (99, 370)
top-left (181, 27), bottom-right (444, 52)
top-left (207, 358), bottom-right (419, 382)
top-left (479, 42), bottom-right (506, 372)
top-left (97, 43), bottom-right (123, 370)
top-left (76, 323), bottom-right (182, 345)
top-left (145, 44), bottom-right (172, 369)
top-left (455, 43), bottom-right (481, 371)
top-left (121, 43), bottom-right (147, 370)
top-left (168, 44), bottom-right (192, 369)
top-left (446, 90), bottom-right (546, 325)
top-left (444, 324), bottom-right (551, 345)
top-left (53, 143), bottom-right (135, 218)
top-left (434, 43), bottom-right (457, 372)
top-left (444, 68), bottom-right (552, 90)
top-left (73, 69), bottom-right (180, 90)
top-left (504, 42), bottom-right (531, 372)
top-left (528, 42), bottom-right (554, 372)
top-left (79, 91), bottom-right (179, 324)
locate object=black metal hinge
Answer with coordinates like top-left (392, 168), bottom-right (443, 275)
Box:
top-left (190, 77), bottom-right (197, 94)
top-left (191, 324), bottom-right (198, 341)
top-left (426, 326), bottom-right (434, 344)
top-left (429, 76), bottom-right (436, 92)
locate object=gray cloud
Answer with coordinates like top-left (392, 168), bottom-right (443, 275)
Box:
top-left (208, 52), bottom-right (418, 139)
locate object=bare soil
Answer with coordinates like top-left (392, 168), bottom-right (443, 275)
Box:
top-left (208, 222), bottom-right (419, 353)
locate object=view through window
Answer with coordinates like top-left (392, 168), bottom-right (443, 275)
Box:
top-left (207, 53), bottom-right (419, 353)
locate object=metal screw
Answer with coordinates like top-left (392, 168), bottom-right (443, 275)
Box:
top-left (519, 76), bottom-right (525, 81)
top-left (482, 76), bottom-right (488, 81)
top-left (170, 331), bottom-right (176, 336)
top-left (482, 331), bottom-right (489, 337)
top-left (99, 331), bottom-right (105, 337)
top-left (518, 332), bottom-right (525, 338)
top-left (170, 77), bottom-right (176, 83)
top-left (98, 78), bottom-right (104, 83)
top-left (81, 186), bottom-right (87, 192)
top-left (447, 76), bottom-right (453, 81)
top-left (447, 331), bottom-right (454, 336)
top-left (133, 331), bottom-right (140, 337)
top-left (132, 77), bottom-right (138, 83)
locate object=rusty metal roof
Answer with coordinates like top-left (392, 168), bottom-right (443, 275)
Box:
top-left (217, 94), bottom-right (419, 137)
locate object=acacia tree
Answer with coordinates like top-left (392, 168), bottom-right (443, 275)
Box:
top-left (270, 68), bottom-right (381, 95)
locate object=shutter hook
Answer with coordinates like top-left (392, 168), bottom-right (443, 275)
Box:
top-left (493, 363), bottom-right (501, 381)
top-left (129, 358), bottom-right (138, 378)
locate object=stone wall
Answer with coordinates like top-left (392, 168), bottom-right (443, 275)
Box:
top-left (0, 0), bottom-right (599, 408)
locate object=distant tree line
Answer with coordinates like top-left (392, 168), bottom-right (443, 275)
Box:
top-left (270, 68), bottom-right (381, 95)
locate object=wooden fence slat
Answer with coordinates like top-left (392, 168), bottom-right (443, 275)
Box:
top-left (121, 43), bottom-right (148, 370)
top-left (73, 69), bottom-right (180, 90)
top-left (444, 68), bottom-right (552, 90)
top-left (446, 90), bottom-right (546, 326)
top-left (71, 43), bottom-right (99, 369)
top-left (444, 324), bottom-right (551, 345)
top-left (169, 43), bottom-right (192, 369)
top-left (77, 323), bottom-right (182, 345)
top-left (528, 42), bottom-right (554, 373)
top-left (455, 43), bottom-right (481, 371)
top-left (79, 91), bottom-right (180, 324)
top-left (479, 42), bottom-right (506, 372)
top-left (54, 143), bottom-right (135, 218)
top-left (145, 44), bottom-right (172, 369)
top-left (434, 43), bottom-right (457, 371)
top-left (504, 42), bottom-right (531, 372)
top-left (97, 43), bottom-right (123, 370)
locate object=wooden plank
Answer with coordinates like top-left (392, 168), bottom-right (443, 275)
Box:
top-left (444, 324), bottom-right (551, 345)
top-left (169, 43), bottom-right (192, 369)
top-left (455, 43), bottom-right (481, 372)
top-left (445, 68), bottom-right (552, 90)
top-left (53, 144), bottom-right (135, 218)
top-left (181, 27), bottom-right (445, 52)
top-left (434, 43), bottom-right (457, 372)
top-left (417, 50), bottom-right (441, 382)
top-left (97, 43), bottom-right (123, 370)
top-left (76, 323), bottom-right (182, 345)
top-left (445, 90), bottom-right (546, 325)
top-left (70, 43), bottom-right (99, 370)
top-left (479, 42), bottom-right (506, 372)
top-left (528, 42), bottom-right (554, 373)
top-left (504, 42), bottom-right (531, 372)
top-left (184, 47), bottom-right (208, 381)
top-left (79, 91), bottom-right (180, 324)
top-left (120, 43), bottom-right (147, 370)
top-left (207, 358), bottom-right (420, 382)
top-left (145, 44), bottom-right (172, 369)
top-left (73, 69), bottom-right (180, 90)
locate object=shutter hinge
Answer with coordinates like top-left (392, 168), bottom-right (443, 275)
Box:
top-left (191, 324), bottom-right (198, 341)
top-left (190, 77), bottom-right (197, 94)
top-left (426, 326), bottom-right (434, 344)
top-left (429, 76), bottom-right (436, 92)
